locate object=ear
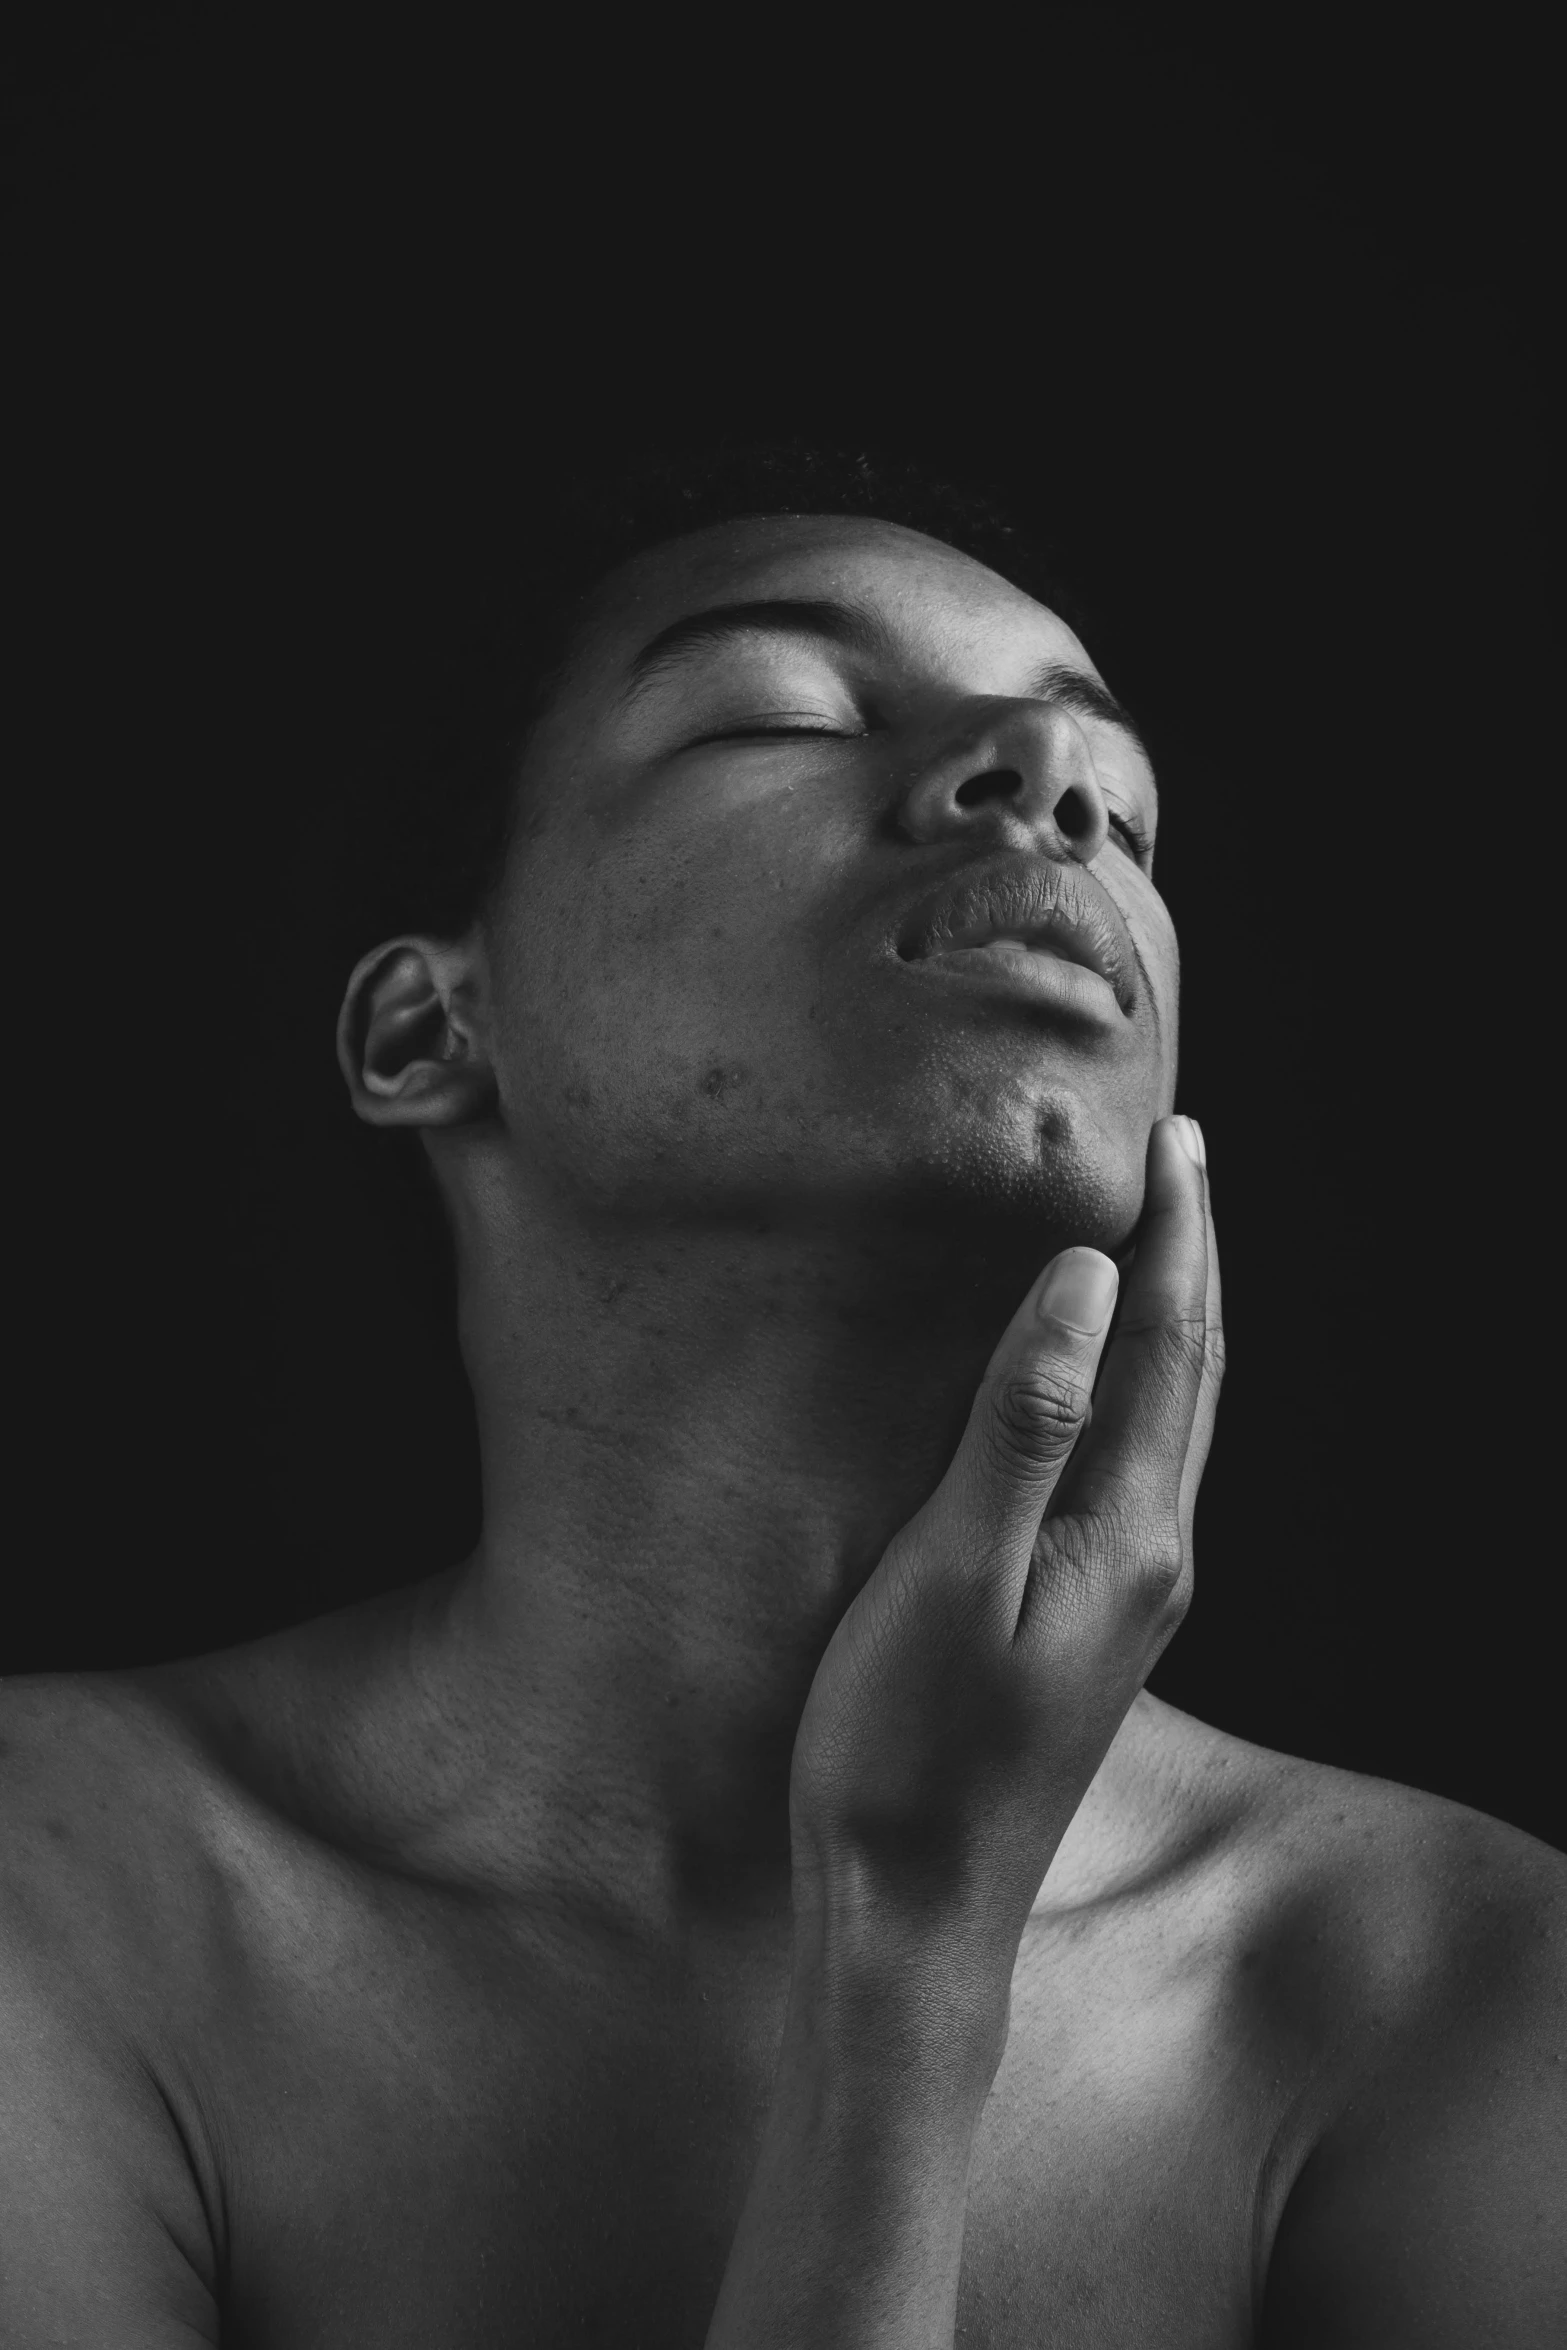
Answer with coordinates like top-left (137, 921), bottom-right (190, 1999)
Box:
top-left (336, 936), bottom-right (497, 1128)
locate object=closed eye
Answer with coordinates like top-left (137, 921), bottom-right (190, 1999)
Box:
top-left (1107, 812), bottom-right (1152, 859)
top-left (693, 722), bottom-right (857, 742)
top-left (690, 729), bottom-right (1152, 857)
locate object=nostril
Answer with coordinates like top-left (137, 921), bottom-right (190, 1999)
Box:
top-left (955, 766), bottom-right (1024, 807)
top-left (1052, 784), bottom-right (1095, 838)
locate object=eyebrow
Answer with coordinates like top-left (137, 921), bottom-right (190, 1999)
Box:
top-left (1024, 663), bottom-right (1153, 767)
top-left (622, 598), bottom-right (891, 692)
top-left (621, 594), bottom-right (1154, 767)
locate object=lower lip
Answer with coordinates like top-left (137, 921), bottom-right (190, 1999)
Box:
top-left (898, 942), bottom-right (1124, 1017)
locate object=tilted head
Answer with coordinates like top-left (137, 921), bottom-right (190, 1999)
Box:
top-left (338, 450), bottom-right (1178, 1267)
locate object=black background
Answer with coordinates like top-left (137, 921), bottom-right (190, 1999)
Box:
top-left (6, 10), bottom-right (1559, 1846)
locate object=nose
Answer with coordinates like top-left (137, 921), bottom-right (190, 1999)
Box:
top-left (895, 698), bottom-right (1112, 863)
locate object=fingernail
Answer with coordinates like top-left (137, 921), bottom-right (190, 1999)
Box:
top-left (1175, 1115), bottom-right (1205, 1167)
top-left (1037, 1250), bottom-right (1120, 1335)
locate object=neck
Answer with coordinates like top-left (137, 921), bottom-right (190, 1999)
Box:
top-left (384, 1151), bottom-right (1146, 1943)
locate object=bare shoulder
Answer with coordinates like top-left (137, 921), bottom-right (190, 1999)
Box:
top-left (1126, 1694), bottom-right (1565, 1995)
top-left (1278, 1725), bottom-right (1546, 2020)
top-left (0, 1668), bottom-right (238, 2341)
top-left (0, 1666), bottom-right (226, 1976)
top-left (1127, 1701), bottom-right (1567, 2068)
top-left (0, 1604), bottom-right (397, 1978)
top-left (0, 1628), bottom-right (424, 2341)
top-left (1132, 1700), bottom-right (1567, 2346)
top-left (0, 1662), bottom-right (256, 2085)
top-left (0, 1592), bottom-right (458, 2027)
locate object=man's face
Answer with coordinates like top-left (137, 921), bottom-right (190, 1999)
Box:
top-left (478, 515), bottom-right (1177, 1257)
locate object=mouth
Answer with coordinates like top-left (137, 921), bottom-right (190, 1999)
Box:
top-left (893, 858), bottom-right (1134, 1016)
top-left (898, 934), bottom-right (1124, 1017)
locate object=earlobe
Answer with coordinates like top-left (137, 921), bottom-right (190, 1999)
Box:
top-left (337, 937), bottom-right (497, 1128)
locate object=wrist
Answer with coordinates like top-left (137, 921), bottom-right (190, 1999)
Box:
top-left (787, 1887), bottom-right (1013, 2107)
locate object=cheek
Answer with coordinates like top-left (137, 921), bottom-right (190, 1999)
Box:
top-left (1087, 853), bottom-right (1179, 1018)
top-left (483, 842), bottom-right (845, 1211)
top-left (1135, 904), bottom-right (1180, 1105)
top-left (488, 817), bottom-right (816, 1104)
top-left (520, 778), bottom-right (847, 1004)
top-left (1144, 911), bottom-right (1179, 1026)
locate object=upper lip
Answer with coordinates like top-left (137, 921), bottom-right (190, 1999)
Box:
top-left (894, 854), bottom-right (1135, 1011)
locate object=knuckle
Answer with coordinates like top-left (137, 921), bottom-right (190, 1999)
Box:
top-left (1127, 1504), bottom-right (1188, 1597)
top-left (1096, 1506), bottom-right (1189, 1616)
top-left (1136, 1536), bottom-right (1187, 1601)
top-left (1141, 1541), bottom-right (1188, 1616)
top-left (1096, 1503), bottom-right (1185, 1604)
top-left (1027, 1509), bottom-right (1191, 1648)
top-left (1157, 1312), bottom-right (1210, 1381)
top-left (1134, 1538), bottom-right (1192, 1644)
top-left (1114, 1307), bottom-right (1210, 1387)
top-left (986, 1362), bottom-right (1093, 1473)
top-left (1161, 1571), bottom-right (1195, 1631)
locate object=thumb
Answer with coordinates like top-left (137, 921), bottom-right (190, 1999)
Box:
top-left (916, 1248), bottom-right (1121, 1616)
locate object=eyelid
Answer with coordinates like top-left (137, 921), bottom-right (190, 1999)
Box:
top-left (1107, 811), bottom-right (1153, 857)
top-left (689, 715), bottom-right (862, 742)
top-left (680, 716), bottom-right (1153, 852)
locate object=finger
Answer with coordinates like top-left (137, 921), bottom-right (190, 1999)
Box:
top-left (1052, 1115), bottom-right (1208, 1555)
top-left (910, 1245), bottom-right (1121, 1624)
top-left (1175, 1125), bottom-right (1224, 1556)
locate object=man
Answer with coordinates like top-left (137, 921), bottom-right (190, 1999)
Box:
top-left (2, 450), bottom-right (1562, 2345)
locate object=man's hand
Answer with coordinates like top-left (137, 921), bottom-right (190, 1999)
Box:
top-left (705, 1114), bottom-right (1223, 2349)
top-left (788, 1111), bottom-right (1223, 1996)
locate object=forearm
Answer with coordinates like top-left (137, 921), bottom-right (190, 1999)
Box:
top-left (705, 1924), bottom-right (1008, 2350)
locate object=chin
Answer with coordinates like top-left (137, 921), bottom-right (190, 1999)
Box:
top-left (832, 1033), bottom-right (1159, 1246)
top-left (815, 1085), bottom-right (1150, 1267)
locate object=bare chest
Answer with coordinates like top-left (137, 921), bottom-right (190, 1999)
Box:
top-left (206, 1886), bottom-right (1284, 2349)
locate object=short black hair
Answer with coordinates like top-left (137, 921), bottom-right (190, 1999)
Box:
top-left (343, 441), bottom-right (1091, 946)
